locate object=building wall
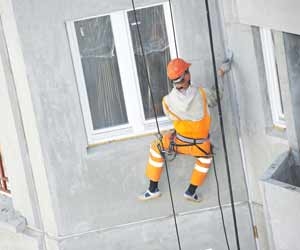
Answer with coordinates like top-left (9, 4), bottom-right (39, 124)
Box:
top-left (5, 0), bottom-right (300, 249)
top-left (236, 0), bottom-right (300, 37)
top-left (2, 0), bottom-right (252, 249)
top-left (0, 229), bottom-right (41, 250)
top-left (220, 0), bottom-right (300, 249)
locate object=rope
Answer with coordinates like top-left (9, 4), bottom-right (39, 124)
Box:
top-left (204, 0), bottom-right (241, 249)
top-left (130, 0), bottom-right (161, 136)
top-left (212, 146), bottom-right (231, 250)
top-left (130, 1), bottom-right (182, 249)
top-left (168, 0), bottom-right (178, 57)
top-left (130, 1), bottom-right (240, 250)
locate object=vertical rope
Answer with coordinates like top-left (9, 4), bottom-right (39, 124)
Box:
top-left (212, 147), bottom-right (231, 250)
top-left (130, 0), bottom-right (161, 136)
top-left (204, 0), bottom-right (241, 249)
top-left (130, 1), bottom-right (182, 249)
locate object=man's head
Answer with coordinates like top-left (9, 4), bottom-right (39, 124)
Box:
top-left (167, 58), bottom-right (191, 92)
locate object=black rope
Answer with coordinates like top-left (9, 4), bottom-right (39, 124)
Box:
top-left (157, 144), bottom-right (182, 250)
top-left (168, 0), bottom-right (178, 57)
top-left (130, 1), bottom-right (182, 250)
top-left (130, 0), bottom-right (161, 136)
top-left (204, 0), bottom-right (241, 249)
top-left (212, 147), bottom-right (231, 250)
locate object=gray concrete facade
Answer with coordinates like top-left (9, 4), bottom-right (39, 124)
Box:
top-left (1, 0), bottom-right (300, 249)
top-left (222, 1), bottom-right (300, 249)
top-left (261, 151), bottom-right (300, 250)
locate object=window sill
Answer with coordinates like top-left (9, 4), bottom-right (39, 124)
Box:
top-left (87, 119), bottom-right (173, 147)
top-left (0, 194), bottom-right (27, 233)
top-left (266, 125), bottom-right (287, 140)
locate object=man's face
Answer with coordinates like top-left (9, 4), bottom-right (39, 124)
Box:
top-left (173, 69), bottom-right (191, 92)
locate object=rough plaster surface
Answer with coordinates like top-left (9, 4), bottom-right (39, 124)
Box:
top-left (262, 163), bottom-right (300, 250)
top-left (261, 151), bottom-right (300, 250)
top-left (252, 203), bottom-right (270, 250)
top-left (0, 195), bottom-right (26, 233)
top-left (0, 1), bottom-right (264, 250)
top-left (58, 204), bottom-right (256, 250)
top-left (0, 13), bottom-right (41, 228)
top-left (283, 32), bottom-right (300, 156)
top-left (3, 0), bottom-right (300, 249)
top-left (258, 34), bottom-right (300, 250)
top-left (0, 228), bottom-right (40, 250)
top-left (263, 183), bottom-right (300, 250)
top-left (228, 22), bottom-right (289, 204)
top-left (0, 195), bottom-right (26, 234)
top-left (10, 0), bottom-right (248, 238)
top-left (222, 3), bottom-right (290, 249)
top-left (236, 0), bottom-right (300, 36)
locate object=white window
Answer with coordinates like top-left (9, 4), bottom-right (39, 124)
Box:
top-left (260, 28), bottom-right (286, 129)
top-left (67, 3), bottom-right (176, 145)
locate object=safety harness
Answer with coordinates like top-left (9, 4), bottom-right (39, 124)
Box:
top-left (159, 131), bottom-right (213, 163)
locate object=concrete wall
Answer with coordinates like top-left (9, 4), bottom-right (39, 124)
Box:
top-left (236, 0), bottom-right (300, 36)
top-left (4, 0), bottom-right (293, 249)
top-left (1, 0), bottom-right (297, 249)
top-left (219, 0), bottom-right (292, 249)
top-left (2, 0), bottom-right (252, 249)
top-left (283, 32), bottom-right (300, 154)
top-left (57, 203), bottom-right (256, 250)
top-left (0, 8), bottom-right (40, 229)
top-left (0, 229), bottom-right (41, 250)
top-left (0, 0), bottom-right (58, 238)
top-left (258, 29), bottom-right (300, 250)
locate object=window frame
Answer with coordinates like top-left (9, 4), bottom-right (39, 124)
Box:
top-left (67, 2), bottom-right (177, 145)
top-left (260, 27), bottom-right (286, 129)
top-left (0, 152), bottom-right (10, 195)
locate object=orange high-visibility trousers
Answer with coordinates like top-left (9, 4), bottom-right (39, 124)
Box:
top-left (145, 132), bottom-right (212, 186)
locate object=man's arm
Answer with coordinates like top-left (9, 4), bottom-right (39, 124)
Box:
top-left (204, 50), bottom-right (233, 107)
top-left (204, 83), bottom-right (224, 108)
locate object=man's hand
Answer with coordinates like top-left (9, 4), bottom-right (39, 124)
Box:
top-left (217, 68), bottom-right (225, 77)
top-left (218, 49), bottom-right (233, 77)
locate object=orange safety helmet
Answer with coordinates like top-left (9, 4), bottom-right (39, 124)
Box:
top-left (167, 58), bottom-right (191, 80)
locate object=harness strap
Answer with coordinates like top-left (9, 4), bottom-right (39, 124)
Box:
top-left (168, 132), bottom-right (212, 157)
top-left (176, 133), bottom-right (209, 144)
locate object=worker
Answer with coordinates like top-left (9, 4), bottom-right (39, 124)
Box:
top-left (139, 56), bottom-right (232, 202)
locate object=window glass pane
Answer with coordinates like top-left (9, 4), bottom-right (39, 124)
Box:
top-left (75, 16), bottom-right (128, 130)
top-left (271, 31), bottom-right (285, 116)
top-left (128, 5), bottom-right (172, 120)
top-left (260, 28), bottom-right (286, 127)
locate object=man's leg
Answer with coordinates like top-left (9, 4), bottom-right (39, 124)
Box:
top-left (184, 156), bottom-right (212, 202)
top-left (148, 180), bottom-right (158, 193)
top-left (139, 133), bottom-right (172, 201)
top-left (145, 139), bottom-right (165, 183)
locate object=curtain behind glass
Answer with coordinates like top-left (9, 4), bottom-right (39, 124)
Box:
top-left (75, 16), bottom-right (128, 130)
top-left (128, 5), bottom-right (171, 120)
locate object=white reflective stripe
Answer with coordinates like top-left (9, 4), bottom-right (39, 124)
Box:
top-left (194, 164), bottom-right (209, 173)
top-left (149, 157), bottom-right (164, 168)
top-left (197, 157), bottom-right (212, 164)
top-left (150, 148), bottom-right (162, 159)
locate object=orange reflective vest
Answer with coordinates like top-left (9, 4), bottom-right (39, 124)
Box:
top-left (163, 87), bottom-right (211, 140)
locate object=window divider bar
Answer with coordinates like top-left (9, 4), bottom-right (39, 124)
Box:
top-left (111, 11), bottom-right (145, 132)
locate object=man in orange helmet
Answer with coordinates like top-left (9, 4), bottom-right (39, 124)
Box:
top-left (139, 56), bottom-right (232, 202)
